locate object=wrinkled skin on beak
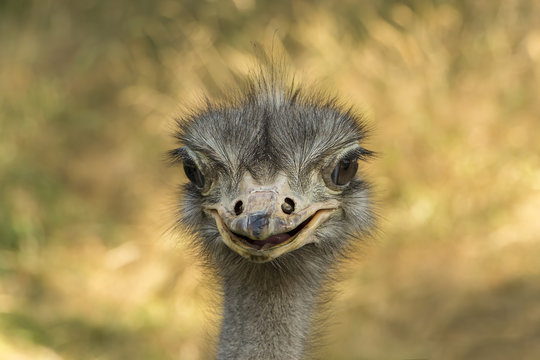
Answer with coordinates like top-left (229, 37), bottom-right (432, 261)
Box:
top-left (206, 174), bottom-right (339, 263)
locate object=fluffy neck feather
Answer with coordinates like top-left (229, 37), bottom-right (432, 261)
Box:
top-left (215, 249), bottom-right (334, 359)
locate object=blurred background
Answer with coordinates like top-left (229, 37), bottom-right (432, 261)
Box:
top-left (1, 0), bottom-right (539, 359)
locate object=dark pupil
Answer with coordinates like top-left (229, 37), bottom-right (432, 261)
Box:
top-left (331, 158), bottom-right (358, 185)
top-left (183, 162), bottom-right (205, 188)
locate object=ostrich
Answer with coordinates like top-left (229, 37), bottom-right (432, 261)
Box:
top-left (170, 60), bottom-right (375, 359)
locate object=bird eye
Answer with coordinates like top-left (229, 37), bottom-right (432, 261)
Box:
top-left (330, 158), bottom-right (358, 186)
top-left (183, 161), bottom-right (205, 188)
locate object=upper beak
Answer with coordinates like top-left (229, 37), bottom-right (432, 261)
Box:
top-left (228, 190), bottom-right (293, 240)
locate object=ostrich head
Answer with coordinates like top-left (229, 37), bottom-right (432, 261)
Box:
top-left (170, 65), bottom-right (374, 270)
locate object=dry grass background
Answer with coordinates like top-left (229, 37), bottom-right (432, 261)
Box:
top-left (1, 0), bottom-right (539, 359)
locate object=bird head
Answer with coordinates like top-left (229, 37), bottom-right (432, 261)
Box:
top-left (171, 69), bottom-right (374, 264)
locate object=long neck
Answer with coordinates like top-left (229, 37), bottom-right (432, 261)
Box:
top-left (216, 260), bottom-right (329, 360)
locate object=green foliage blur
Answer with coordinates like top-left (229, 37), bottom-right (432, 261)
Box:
top-left (1, 0), bottom-right (539, 359)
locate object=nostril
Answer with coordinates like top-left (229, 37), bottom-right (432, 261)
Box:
top-left (234, 200), bottom-right (244, 216)
top-left (281, 197), bottom-right (295, 214)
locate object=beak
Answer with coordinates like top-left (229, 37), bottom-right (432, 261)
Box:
top-left (206, 174), bottom-right (339, 262)
top-left (229, 189), bottom-right (290, 240)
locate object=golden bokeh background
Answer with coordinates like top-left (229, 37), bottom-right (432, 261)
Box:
top-left (1, 1), bottom-right (539, 359)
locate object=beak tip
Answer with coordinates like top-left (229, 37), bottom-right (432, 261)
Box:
top-left (247, 213), bottom-right (270, 239)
